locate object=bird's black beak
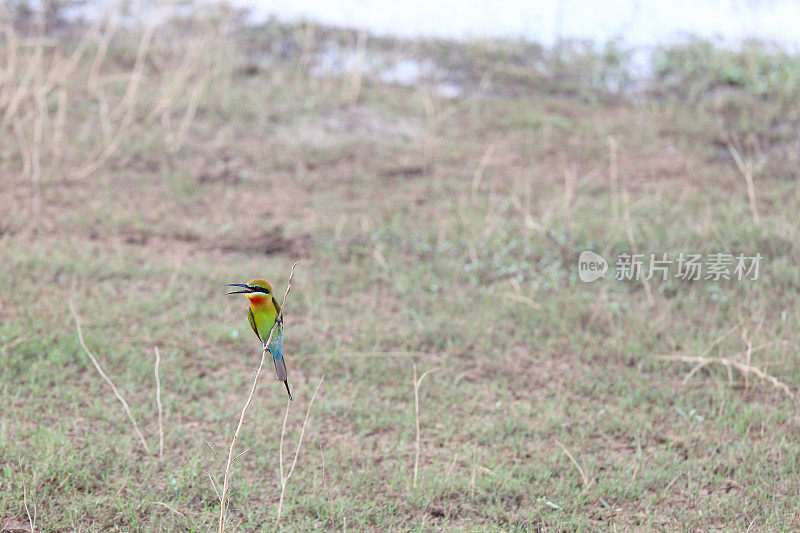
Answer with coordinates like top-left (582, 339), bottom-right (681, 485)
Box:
top-left (226, 283), bottom-right (252, 295)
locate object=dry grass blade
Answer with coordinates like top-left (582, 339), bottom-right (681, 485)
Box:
top-left (726, 142), bottom-right (760, 226)
top-left (207, 472), bottom-right (221, 501)
top-left (217, 261), bottom-right (299, 533)
top-left (501, 291), bottom-right (542, 310)
top-left (412, 362), bottom-right (437, 489)
top-left (169, 78), bottom-right (206, 153)
top-left (470, 143), bottom-right (496, 201)
top-left (74, 19), bottom-right (157, 179)
top-left (683, 341), bottom-right (775, 383)
top-left (278, 393), bottom-right (290, 494)
top-left (343, 30), bottom-right (367, 103)
top-left (656, 354), bottom-right (796, 401)
top-left (154, 346), bottom-right (164, 458)
top-left (20, 460), bottom-right (36, 533)
top-left (88, 7), bottom-right (121, 92)
top-left (277, 377), bottom-right (324, 521)
top-left (555, 439), bottom-right (592, 489)
top-left (206, 442), bottom-right (223, 467)
top-left (621, 188), bottom-right (655, 306)
top-left (741, 328), bottom-right (753, 391)
top-left (148, 501), bottom-right (186, 518)
top-left (69, 299), bottom-right (150, 454)
top-left (608, 136), bottom-right (619, 224)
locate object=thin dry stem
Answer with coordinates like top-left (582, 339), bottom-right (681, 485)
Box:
top-left (656, 354), bottom-right (795, 401)
top-left (741, 329), bottom-right (752, 392)
top-left (621, 189), bottom-right (655, 306)
top-left (277, 377), bottom-right (324, 521)
top-left (169, 77), bottom-right (206, 153)
top-left (148, 501), bottom-right (186, 519)
top-left (278, 395), bottom-right (290, 495)
top-left (154, 346), bottom-right (164, 458)
top-left (206, 442), bottom-right (223, 467)
top-left (0, 31), bottom-right (42, 128)
top-left (20, 460), bottom-right (36, 533)
top-left (74, 19), bottom-right (157, 179)
top-left (555, 439), bottom-right (592, 489)
top-left (207, 473), bottom-right (221, 501)
top-left (727, 142), bottom-right (760, 226)
top-left (69, 299), bottom-right (150, 454)
top-left (683, 341), bottom-right (774, 383)
top-left (562, 164), bottom-right (577, 228)
top-left (52, 86), bottom-right (66, 165)
top-left (217, 261), bottom-right (299, 533)
top-left (412, 362), bottom-right (437, 489)
top-left (470, 143), bottom-right (496, 200)
top-left (88, 7), bottom-right (121, 92)
top-left (343, 30), bottom-right (367, 103)
top-left (608, 135), bottom-right (619, 224)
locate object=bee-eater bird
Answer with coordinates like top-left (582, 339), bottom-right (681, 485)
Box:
top-left (227, 279), bottom-right (292, 400)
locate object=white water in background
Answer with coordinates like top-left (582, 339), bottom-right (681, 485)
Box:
top-left (59, 0), bottom-right (800, 91)
top-left (230, 0), bottom-right (800, 50)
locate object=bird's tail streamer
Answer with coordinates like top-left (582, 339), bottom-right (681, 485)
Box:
top-left (273, 358), bottom-right (292, 400)
top-left (268, 330), bottom-right (291, 400)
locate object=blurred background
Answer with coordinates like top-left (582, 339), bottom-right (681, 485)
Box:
top-left (2, 0), bottom-right (800, 530)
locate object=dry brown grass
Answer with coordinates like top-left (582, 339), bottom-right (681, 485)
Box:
top-left (69, 299), bottom-right (151, 455)
top-left (656, 353), bottom-right (796, 401)
top-left (277, 377), bottom-right (324, 521)
top-left (2, 6), bottom-right (800, 531)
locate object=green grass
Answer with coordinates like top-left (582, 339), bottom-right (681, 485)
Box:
top-left (2, 11), bottom-right (800, 532)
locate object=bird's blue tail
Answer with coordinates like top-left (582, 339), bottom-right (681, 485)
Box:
top-left (267, 330), bottom-right (291, 400)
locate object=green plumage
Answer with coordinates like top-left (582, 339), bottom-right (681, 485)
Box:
top-left (246, 298), bottom-right (281, 342)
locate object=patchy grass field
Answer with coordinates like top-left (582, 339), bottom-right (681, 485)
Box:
top-left (2, 8), bottom-right (800, 532)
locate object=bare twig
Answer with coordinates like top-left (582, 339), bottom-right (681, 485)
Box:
top-left (555, 439), bottom-right (592, 489)
top-left (277, 377), bottom-right (324, 520)
top-left (218, 262), bottom-right (299, 533)
top-left (154, 346), bottom-right (164, 458)
top-left (656, 354), bottom-right (795, 401)
top-left (206, 442), bottom-right (223, 467)
top-left (232, 449), bottom-right (249, 463)
top-left (412, 362), bottom-right (437, 489)
top-left (69, 300), bottom-right (150, 454)
top-left (207, 472), bottom-right (221, 501)
top-left (683, 342), bottom-right (775, 383)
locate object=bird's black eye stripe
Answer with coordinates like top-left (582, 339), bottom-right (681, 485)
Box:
top-left (247, 285), bottom-right (270, 294)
